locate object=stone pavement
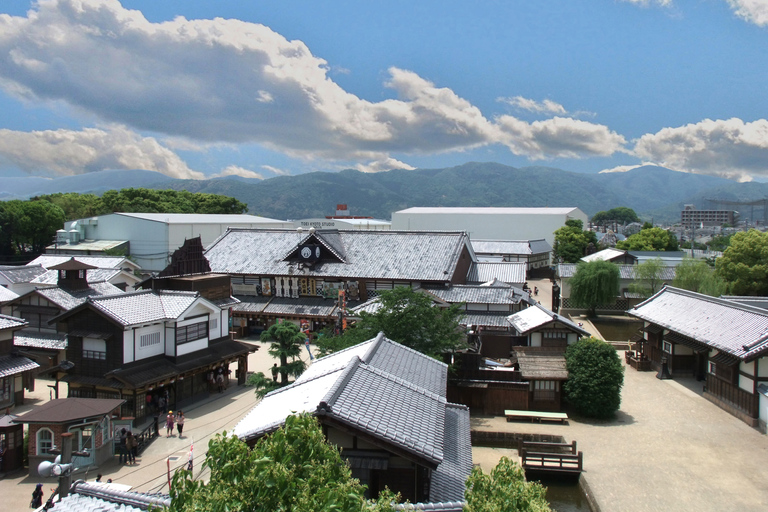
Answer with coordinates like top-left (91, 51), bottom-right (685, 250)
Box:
top-left (472, 359), bottom-right (768, 512)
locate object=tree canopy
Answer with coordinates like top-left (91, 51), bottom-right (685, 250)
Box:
top-left (553, 219), bottom-right (598, 263)
top-left (169, 414), bottom-right (398, 512)
top-left (628, 258), bottom-right (667, 298)
top-left (34, 188), bottom-right (247, 220)
top-left (673, 257), bottom-right (727, 296)
top-left (715, 229), bottom-right (768, 296)
top-left (564, 337), bottom-right (624, 419)
top-left (0, 199), bottom-right (66, 261)
top-left (464, 457), bottom-right (551, 512)
top-left (616, 227), bottom-right (679, 252)
top-left (568, 260), bottom-right (620, 317)
top-left (248, 321), bottom-right (308, 397)
top-left (315, 287), bottom-right (467, 358)
top-left (591, 207), bottom-right (639, 226)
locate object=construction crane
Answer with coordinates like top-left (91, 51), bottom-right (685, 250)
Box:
top-left (704, 197), bottom-right (768, 225)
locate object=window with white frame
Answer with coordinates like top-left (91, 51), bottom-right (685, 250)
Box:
top-left (532, 380), bottom-right (558, 401)
top-left (176, 320), bottom-right (209, 345)
top-left (37, 428), bottom-right (53, 455)
top-left (708, 361), bottom-right (716, 375)
top-left (140, 331), bottom-right (161, 348)
top-left (663, 341), bottom-right (673, 353)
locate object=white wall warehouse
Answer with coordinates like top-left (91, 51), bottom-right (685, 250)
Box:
top-left (390, 207), bottom-right (588, 246)
top-left (59, 213), bottom-right (292, 272)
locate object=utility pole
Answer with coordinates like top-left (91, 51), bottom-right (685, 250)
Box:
top-left (59, 433), bottom-right (73, 500)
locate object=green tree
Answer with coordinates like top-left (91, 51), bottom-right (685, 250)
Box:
top-left (316, 287), bottom-right (467, 358)
top-left (553, 219), bottom-right (598, 263)
top-left (707, 233), bottom-right (733, 252)
top-left (34, 192), bottom-right (108, 220)
top-left (568, 260), bottom-right (620, 317)
top-left (715, 229), bottom-right (768, 295)
top-left (591, 207), bottom-right (640, 226)
top-left (169, 413), bottom-right (398, 512)
top-left (0, 200), bottom-right (66, 257)
top-left (464, 457), bottom-right (551, 512)
top-left (616, 227), bottom-right (679, 251)
top-left (564, 337), bottom-right (624, 419)
top-left (628, 258), bottom-right (667, 298)
top-left (673, 257), bottom-right (728, 296)
top-left (247, 321), bottom-right (308, 397)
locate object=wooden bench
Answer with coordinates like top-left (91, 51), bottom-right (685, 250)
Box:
top-left (504, 409), bottom-right (569, 424)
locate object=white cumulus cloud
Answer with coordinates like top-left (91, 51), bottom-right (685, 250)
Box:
top-left (214, 165), bottom-right (264, 179)
top-left (620, 0), bottom-right (673, 6)
top-left (0, 125), bottom-right (202, 178)
top-left (355, 158), bottom-right (416, 173)
top-left (498, 96), bottom-right (567, 115)
top-left (727, 0), bottom-right (768, 27)
top-left (633, 118), bottom-right (768, 181)
top-left (0, 0), bottom-right (628, 173)
top-left (261, 165), bottom-right (291, 176)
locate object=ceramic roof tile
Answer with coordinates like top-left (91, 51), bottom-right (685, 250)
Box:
top-left (205, 229), bottom-right (470, 282)
top-left (459, 312), bottom-right (512, 328)
top-left (50, 481), bottom-right (170, 511)
top-left (466, 262), bottom-right (526, 284)
top-left (628, 286), bottom-right (768, 359)
top-left (31, 268), bottom-right (122, 285)
top-left (471, 239), bottom-right (551, 255)
top-left (558, 263), bottom-right (677, 280)
top-left (423, 284), bottom-right (527, 304)
top-left (0, 313), bottom-right (26, 330)
top-left (0, 354), bottom-right (39, 378)
top-left (87, 290), bottom-right (200, 326)
top-left (28, 255), bottom-right (133, 270)
top-left (428, 403), bottom-right (471, 504)
top-left (14, 330), bottom-right (67, 350)
top-left (36, 281), bottom-right (125, 310)
top-left (0, 264), bottom-right (47, 284)
top-left (507, 303), bottom-right (589, 336)
top-left (0, 286), bottom-right (19, 303)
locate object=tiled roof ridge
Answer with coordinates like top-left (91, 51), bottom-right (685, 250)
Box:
top-left (263, 366), bottom-right (347, 399)
top-left (360, 331), bottom-right (387, 363)
top-left (445, 402), bottom-right (469, 412)
top-left (70, 480), bottom-right (171, 509)
top-left (361, 362), bottom-right (447, 404)
top-left (637, 285), bottom-right (768, 317)
top-left (318, 356), bottom-right (363, 413)
top-left (373, 334), bottom-right (449, 371)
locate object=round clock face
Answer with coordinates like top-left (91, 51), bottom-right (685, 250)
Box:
top-left (315, 247), bottom-right (321, 258)
top-left (301, 247), bottom-right (311, 259)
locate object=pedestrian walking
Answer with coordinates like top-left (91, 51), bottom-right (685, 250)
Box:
top-left (175, 411), bottom-right (185, 438)
top-left (166, 410), bottom-right (175, 437)
top-left (271, 363), bottom-right (279, 382)
top-left (118, 428), bottom-right (128, 464)
top-left (30, 483), bottom-right (44, 508)
top-left (216, 372), bottom-right (225, 393)
top-left (126, 431), bottom-right (138, 464)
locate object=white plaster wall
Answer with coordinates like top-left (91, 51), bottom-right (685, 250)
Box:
top-left (741, 360), bottom-right (755, 376)
top-left (530, 332), bottom-right (542, 347)
top-left (127, 325), bottom-right (165, 363)
top-left (759, 358), bottom-right (768, 378)
top-left (177, 338), bottom-right (208, 356)
top-left (739, 374), bottom-right (754, 393)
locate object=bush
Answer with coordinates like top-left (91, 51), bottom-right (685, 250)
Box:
top-left (564, 337), bottom-right (624, 419)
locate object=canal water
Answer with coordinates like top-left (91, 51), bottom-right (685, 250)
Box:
top-left (540, 478), bottom-right (590, 511)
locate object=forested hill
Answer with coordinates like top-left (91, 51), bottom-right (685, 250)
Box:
top-left (3, 162), bottom-right (749, 222)
top-left (155, 163), bottom-right (736, 221)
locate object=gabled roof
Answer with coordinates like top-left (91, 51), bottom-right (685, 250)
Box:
top-left (471, 239), bottom-right (552, 255)
top-left (506, 303), bottom-right (590, 336)
top-left (422, 284), bottom-right (529, 305)
top-left (31, 268), bottom-right (125, 285)
top-left (79, 290), bottom-right (208, 327)
top-left (14, 398), bottom-right (124, 423)
top-left (205, 229), bottom-right (472, 282)
top-left (0, 286), bottom-right (19, 304)
top-left (48, 258), bottom-right (99, 271)
top-left (466, 262), bottom-right (526, 284)
top-left (0, 264), bottom-right (47, 284)
top-left (114, 212), bottom-right (287, 224)
top-left (557, 263), bottom-right (677, 280)
top-left (581, 248), bottom-right (632, 263)
top-left (513, 347), bottom-right (568, 380)
top-left (28, 254), bottom-right (140, 271)
top-left (627, 286), bottom-right (768, 360)
top-left (14, 330), bottom-right (67, 350)
top-left (47, 481), bottom-right (170, 512)
top-left (0, 354), bottom-right (39, 378)
top-left (35, 281), bottom-right (125, 311)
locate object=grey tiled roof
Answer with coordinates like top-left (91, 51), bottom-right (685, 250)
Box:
top-left (428, 403), bottom-right (471, 505)
top-left (581, 248), bottom-right (630, 262)
top-left (720, 296), bottom-right (768, 311)
top-left (0, 264), bottom-right (46, 284)
top-left (14, 330), bottom-right (67, 350)
top-left (423, 284), bottom-right (527, 305)
top-left (466, 262), bottom-right (526, 284)
top-left (234, 334), bottom-right (457, 468)
top-left (0, 313), bottom-right (26, 331)
top-left (0, 286), bottom-right (19, 304)
top-left (231, 296), bottom-right (271, 313)
top-left (507, 303), bottom-right (589, 336)
top-left (558, 263), bottom-right (677, 280)
top-left (0, 354), bottom-right (39, 378)
top-left (50, 481), bottom-right (170, 511)
top-left (471, 239), bottom-right (551, 255)
top-left (36, 281), bottom-right (125, 310)
top-left (459, 312), bottom-right (513, 328)
top-left (205, 229), bottom-right (471, 282)
top-left (31, 268), bottom-right (122, 285)
top-left (627, 286), bottom-right (768, 360)
top-left (14, 398), bottom-right (125, 423)
top-left (262, 297), bottom-right (339, 317)
top-left (87, 290), bottom-right (201, 326)
top-left (28, 255), bottom-right (133, 270)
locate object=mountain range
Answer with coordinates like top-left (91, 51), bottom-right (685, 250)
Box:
top-left (3, 163), bottom-right (766, 223)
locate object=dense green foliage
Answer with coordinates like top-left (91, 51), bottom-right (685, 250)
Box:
top-left (715, 230), bottom-right (768, 295)
top-left (616, 227), bottom-right (679, 251)
top-left (673, 258), bottom-right (728, 296)
top-left (628, 258), bottom-right (667, 298)
top-left (168, 414), bottom-right (398, 512)
top-left (315, 287), bottom-right (467, 358)
top-left (564, 337), bottom-right (624, 419)
top-left (33, 188), bottom-right (247, 220)
top-left (0, 199), bottom-right (66, 260)
top-left (553, 219), bottom-right (599, 263)
top-left (568, 261), bottom-right (620, 317)
top-left (247, 322), bottom-right (308, 397)
top-left (707, 233), bottom-right (733, 252)
top-left (464, 457), bottom-right (551, 512)
top-left (591, 207), bottom-right (639, 226)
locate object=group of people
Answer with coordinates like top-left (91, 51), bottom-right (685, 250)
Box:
top-left (146, 388), bottom-right (171, 415)
top-left (117, 428), bottom-right (139, 465)
top-left (206, 367), bottom-right (228, 393)
top-left (165, 410), bottom-right (186, 438)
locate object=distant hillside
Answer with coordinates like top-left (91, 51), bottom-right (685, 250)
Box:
top-left (3, 163), bottom-right (763, 223)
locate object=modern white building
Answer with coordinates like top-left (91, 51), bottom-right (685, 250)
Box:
top-left (293, 217), bottom-right (391, 231)
top-left (49, 213), bottom-right (293, 272)
top-left (391, 207), bottom-right (587, 246)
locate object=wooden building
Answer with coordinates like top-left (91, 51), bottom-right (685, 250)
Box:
top-left (628, 286), bottom-right (768, 430)
top-left (0, 314), bottom-right (38, 410)
top-left (233, 333), bottom-right (471, 510)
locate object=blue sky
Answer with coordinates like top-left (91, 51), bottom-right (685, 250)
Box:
top-left (1, 0), bottom-right (767, 181)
